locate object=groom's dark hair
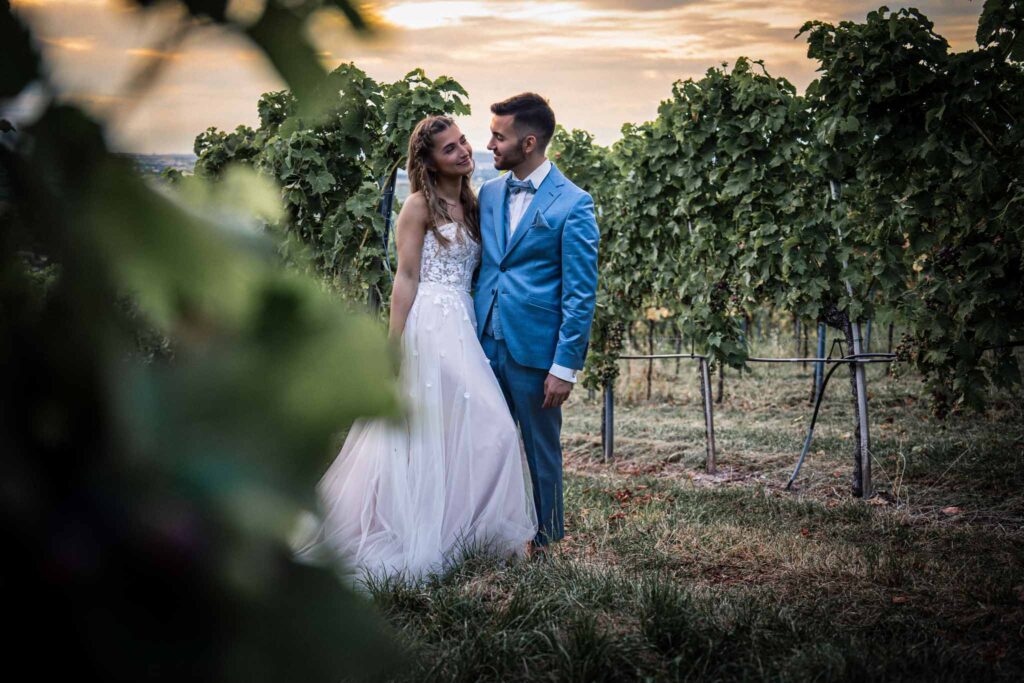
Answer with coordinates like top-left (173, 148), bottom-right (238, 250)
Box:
top-left (491, 93), bottom-right (556, 151)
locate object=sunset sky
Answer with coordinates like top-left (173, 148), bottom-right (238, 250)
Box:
top-left (8, 0), bottom-right (986, 153)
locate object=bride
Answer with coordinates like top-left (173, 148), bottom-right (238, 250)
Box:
top-left (293, 115), bottom-right (537, 584)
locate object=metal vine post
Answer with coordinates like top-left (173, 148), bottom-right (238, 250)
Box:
top-left (830, 179), bottom-right (873, 498)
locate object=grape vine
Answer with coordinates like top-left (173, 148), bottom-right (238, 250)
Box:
top-left (194, 65), bottom-right (470, 305)
top-left (556, 3), bottom-right (1023, 412)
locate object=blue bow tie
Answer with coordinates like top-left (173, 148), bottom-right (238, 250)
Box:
top-left (507, 177), bottom-right (536, 195)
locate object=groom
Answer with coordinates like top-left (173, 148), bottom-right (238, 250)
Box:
top-left (474, 93), bottom-right (599, 551)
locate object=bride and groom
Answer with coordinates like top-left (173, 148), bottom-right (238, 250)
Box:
top-left (293, 93), bottom-right (600, 582)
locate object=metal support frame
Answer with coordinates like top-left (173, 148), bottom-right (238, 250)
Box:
top-left (831, 179), bottom-right (872, 498)
top-left (849, 321), bottom-right (872, 497)
top-left (813, 323), bottom-right (826, 401)
top-left (699, 357), bottom-right (717, 474)
top-left (606, 351), bottom-right (893, 492)
top-left (602, 383), bottom-right (614, 462)
top-left (369, 167), bottom-right (399, 313)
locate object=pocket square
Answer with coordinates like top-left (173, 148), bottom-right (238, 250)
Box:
top-left (531, 212), bottom-right (554, 229)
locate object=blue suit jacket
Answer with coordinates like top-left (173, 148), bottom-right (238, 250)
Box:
top-left (473, 163), bottom-right (599, 371)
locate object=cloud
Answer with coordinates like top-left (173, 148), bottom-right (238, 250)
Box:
top-left (345, 0), bottom-right (984, 146)
top-left (577, 0), bottom-right (703, 9)
top-left (10, 0), bottom-right (987, 151)
top-left (11, 0), bottom-right (109, 6)
top-left (126, 47), bottom-right (184, 61)
top-left (39, 36), bottom-right (96, 51)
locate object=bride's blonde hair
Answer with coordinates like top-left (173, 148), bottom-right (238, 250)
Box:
top-left (407, 115), bottom-right (480, 246)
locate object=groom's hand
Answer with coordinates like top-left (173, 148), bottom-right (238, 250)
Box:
top-left (543, 374), bottom-right (573, 409)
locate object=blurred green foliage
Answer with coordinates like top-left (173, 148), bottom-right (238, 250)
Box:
top-left (1, 0), bottom-right (408, 679)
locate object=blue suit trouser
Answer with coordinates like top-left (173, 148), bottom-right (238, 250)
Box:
top-left (480, 333), bottom-right (564, 546)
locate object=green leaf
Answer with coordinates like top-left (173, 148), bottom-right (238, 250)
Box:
top-left (246, 4), bottom-right (332, 123)
top-left (0, 1), bottom-right (40, 97)
top-left (308, 170), bottom-right (336, 194)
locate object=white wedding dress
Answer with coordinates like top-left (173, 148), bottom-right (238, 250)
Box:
top-left (293, 222), bottom-right (537, 584)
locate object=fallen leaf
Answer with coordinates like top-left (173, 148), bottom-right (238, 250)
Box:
top-left (941, 506), bottom-right (962, 515)
top-left (800, 527), bottom-right (810, 537)
top-left (892, 595), bottom-right (909, 604)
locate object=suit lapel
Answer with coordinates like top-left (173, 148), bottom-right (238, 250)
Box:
top-left (493, 182), bottom-right (508, 254)
top-left (502, 164), bottom-right (565, 260)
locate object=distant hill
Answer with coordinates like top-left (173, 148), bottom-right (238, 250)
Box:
top-left (395, 150), bottom-right (500, 202)
top-left (124, 153), bottom-right (197, 176)
top-left (126, 150), bottom-right (502, 203)
top-left (0, 150), bottom-right (501, 210)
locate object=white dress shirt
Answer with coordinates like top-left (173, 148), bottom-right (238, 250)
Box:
top-left (508, 158), bottom-right (551, 236)
top-left (507, 159), bottom-right (577, 384)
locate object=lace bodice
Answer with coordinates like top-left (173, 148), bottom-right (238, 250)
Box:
top-left (419, 222), bottom-right (480, 291)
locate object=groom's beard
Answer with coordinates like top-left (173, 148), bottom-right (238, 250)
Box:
top-left (493, 140), bottom-right (528, 172)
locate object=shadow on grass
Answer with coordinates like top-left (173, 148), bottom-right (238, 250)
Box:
top-left (366, 546), bottom-right (1018, 681)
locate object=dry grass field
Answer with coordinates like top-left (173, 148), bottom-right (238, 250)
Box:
top-left (368, 337), bottom-right (1024, 681)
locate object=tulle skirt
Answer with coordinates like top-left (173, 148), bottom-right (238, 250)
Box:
top-left (292, 281), bottom-right (537, 584)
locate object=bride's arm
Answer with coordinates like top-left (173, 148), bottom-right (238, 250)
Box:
top-left (387, 192), bottom-right (429, 343)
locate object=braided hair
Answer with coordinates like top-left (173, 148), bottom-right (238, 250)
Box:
top-left (406, 115), bottom-right (480, 246)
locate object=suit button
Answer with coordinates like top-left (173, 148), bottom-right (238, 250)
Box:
top-left (500, 266), bottom-right (507, 272)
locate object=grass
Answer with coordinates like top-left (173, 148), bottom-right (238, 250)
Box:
top-left (365, 335), bottom-right (1024, 681)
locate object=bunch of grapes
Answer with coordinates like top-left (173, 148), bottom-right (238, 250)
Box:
top-left (893, 333), bottom-right (916, 364)
top-left (606, 321), bottom-right (626, 354)
top-left (890, 332), bottom-right (917, 381)
top-left (587, 320), bottom-right (625, 387)
top-left (709, 279), bottom-right (731, 315)
top-left (934, 244), bottom-right (963, 272)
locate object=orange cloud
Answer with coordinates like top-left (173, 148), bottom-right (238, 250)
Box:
top-left (9, 0), bottom-right (990, 152)
top-left (40, 36), bottom-right (95, 51)
top-left (12, 0), bottom-right (108, 6)
top-left (126, 47), bottom-right (183, 61)
top-left (233, 48), bottom-right (263, 62)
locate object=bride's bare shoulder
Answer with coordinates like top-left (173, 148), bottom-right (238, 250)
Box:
top-left (397, 192), bottom-right (430, 232)
top-left (403, 191), bottom-right (428, 214)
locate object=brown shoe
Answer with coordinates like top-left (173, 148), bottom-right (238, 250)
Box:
top-left (527, 541), bottom-right (550, 562)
